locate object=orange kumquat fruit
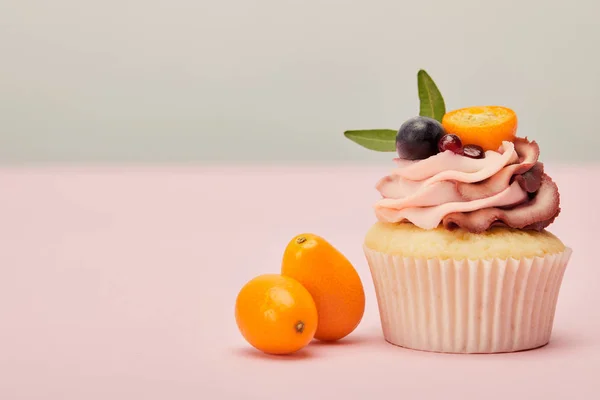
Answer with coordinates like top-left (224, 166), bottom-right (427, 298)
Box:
top-left (282, 234), bottom-right (365, 342)
top-left (442, 106), bottom-right (517, 152)
top-left (235, 274), bottom-right (318, 355)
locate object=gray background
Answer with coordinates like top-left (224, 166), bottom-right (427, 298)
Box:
top-left (1, 0), bottom-right (599, 165)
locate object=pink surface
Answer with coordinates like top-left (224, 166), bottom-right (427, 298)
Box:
top-left (0, 165), bottom-right (598, 399)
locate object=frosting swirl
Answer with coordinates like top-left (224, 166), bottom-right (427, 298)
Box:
top-left (375, 138), bottom-right (560, 233)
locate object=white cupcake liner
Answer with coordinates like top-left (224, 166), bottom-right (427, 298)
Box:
top-left (364, 246), bottom-right (572, 353)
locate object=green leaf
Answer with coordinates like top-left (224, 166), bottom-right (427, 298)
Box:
top-left (417, 69), bottom-right (446, 122)
top-left (343, 129), bottom-right (397, 152)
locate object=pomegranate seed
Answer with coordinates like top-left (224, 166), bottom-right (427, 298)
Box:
top-left (463, 144), bottom-right (485, 159)
top-left (438, 134), bottom-right (463, 154)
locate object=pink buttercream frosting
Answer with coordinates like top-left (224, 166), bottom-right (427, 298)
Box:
top-left (374, 139), bottom-right (559, 231)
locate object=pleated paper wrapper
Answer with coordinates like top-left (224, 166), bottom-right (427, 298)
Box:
top-left (364, 246), bottom-right (572, 353)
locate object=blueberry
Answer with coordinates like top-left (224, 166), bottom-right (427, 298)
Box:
top-left (396, 117), bottom-right (445, 160)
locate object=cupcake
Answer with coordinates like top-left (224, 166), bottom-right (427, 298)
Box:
top-left (345, 71), bottom-right (571, 353)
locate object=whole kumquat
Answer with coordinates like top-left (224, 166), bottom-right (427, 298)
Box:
top-left (235, 274), bottom-right (318, 355)
top-left (282, 234), bottom-right (365, 342)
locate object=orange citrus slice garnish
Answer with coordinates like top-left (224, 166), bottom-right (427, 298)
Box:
top-left (442, 106), bottom-right (517, 151)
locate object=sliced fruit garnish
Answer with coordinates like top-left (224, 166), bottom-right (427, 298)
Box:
top-left (442, 106), bottom-right (517, 152)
